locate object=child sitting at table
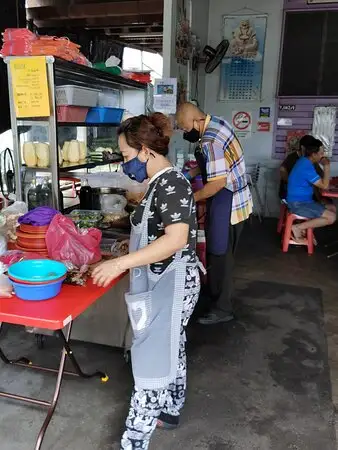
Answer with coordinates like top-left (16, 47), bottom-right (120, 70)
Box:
top-left (287, 139), bottom-right (336, 242)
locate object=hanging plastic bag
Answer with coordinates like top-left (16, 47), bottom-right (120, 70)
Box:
top-left (45, 215), bottom-right (102, 266)
top-left (0, 201), bottom-right (28, 241)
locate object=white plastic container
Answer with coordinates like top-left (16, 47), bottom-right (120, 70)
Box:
top-left (56, 85), bottom-right (99, 107)
top-left (98, 91), bottom-right (120, 108)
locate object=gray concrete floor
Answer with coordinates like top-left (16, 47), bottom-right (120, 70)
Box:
top-left (0, 218), bottom-right (337, 449)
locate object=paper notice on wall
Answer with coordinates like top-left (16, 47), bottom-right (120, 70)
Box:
top-left (232, 111), bottom-right (252, 139)
top-left (10, 56), bottom-right (50, 118)
top-left (153, 78), bottom-right (178, 114)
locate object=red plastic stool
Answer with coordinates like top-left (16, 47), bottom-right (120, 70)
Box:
top-left (282, 213), bottom-right (314, 255)
top-left (277, 202), bottom-right (288, 234)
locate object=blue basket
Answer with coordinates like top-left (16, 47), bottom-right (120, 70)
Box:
top-left (8, 260), bottom-right (67, 283)
top-left (11, 278), bottom-right (65, 301)
top-left (86, 107), bottom-right (124, 124)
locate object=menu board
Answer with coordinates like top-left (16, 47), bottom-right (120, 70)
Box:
top-left (9, 57), bottom-right (50, 118)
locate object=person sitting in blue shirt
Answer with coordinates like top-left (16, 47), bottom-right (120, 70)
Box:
top-left (287, 139), bottom-right (336, 242)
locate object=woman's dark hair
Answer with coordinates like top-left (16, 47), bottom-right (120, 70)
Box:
top-left (117, 113), bottom-right (172, 156)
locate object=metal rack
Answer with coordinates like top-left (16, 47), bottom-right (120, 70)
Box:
top-left (5, 56), bottom-right (148, 211)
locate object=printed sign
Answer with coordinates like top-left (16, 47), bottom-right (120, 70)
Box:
top-left (10, 56), bottom-right (50, 118)
top-left (259, 107), bottom-right (271, 118)
top-left (232, 111), bottom-right (252, 139)
top-left (257, 121), bottom-right (271, 132)
top-left (279, 105), bottom-right (296, 112)
top-left (153, 78), bottom-right (178, 114)
top-left (277, 118), bottom-right (293, 127)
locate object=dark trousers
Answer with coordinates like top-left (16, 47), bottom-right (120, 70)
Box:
top-left (206, 221), bottom-right (245, 316)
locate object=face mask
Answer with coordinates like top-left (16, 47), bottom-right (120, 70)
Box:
top-left (122, 156), bottom-right (148, 183)
top-left (183, 127), bottom-right (200, 143)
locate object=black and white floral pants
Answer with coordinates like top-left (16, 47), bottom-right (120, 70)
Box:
top-left (120, 268), bottom-right (200, 450)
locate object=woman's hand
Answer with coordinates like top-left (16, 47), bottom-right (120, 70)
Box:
top-left (92, 258), bottom-right (126, 288)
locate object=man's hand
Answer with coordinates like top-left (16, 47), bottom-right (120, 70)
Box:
top-left (321, 157), bottom-right (330, 167)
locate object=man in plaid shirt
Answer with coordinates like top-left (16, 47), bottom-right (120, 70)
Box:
top-left (177, 103), bottom-right (252, 325)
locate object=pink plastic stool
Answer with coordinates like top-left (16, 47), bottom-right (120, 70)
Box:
top-left (277, 202), bottom-right (288, 234)
top-left (282, 213), bottom-right (315, 255)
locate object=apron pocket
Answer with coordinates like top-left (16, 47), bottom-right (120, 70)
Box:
top-left (125, 291), bottom-right (152, 339)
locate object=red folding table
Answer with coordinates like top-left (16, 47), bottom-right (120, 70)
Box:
top-left (0, 274), bottom-right (126, 450)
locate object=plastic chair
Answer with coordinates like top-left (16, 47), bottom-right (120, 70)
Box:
top-left (247, 163), bottom-right (264, 222)
top-left (282, 212), bottom-right (315, 255)
top-left (277, 200), bottom-right (288, 234)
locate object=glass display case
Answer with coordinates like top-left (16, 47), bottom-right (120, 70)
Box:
top-left (5, 56), bottom-right (148, 211)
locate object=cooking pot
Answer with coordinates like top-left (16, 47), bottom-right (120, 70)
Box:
top-left (92, 187), bottom-right (128, 211)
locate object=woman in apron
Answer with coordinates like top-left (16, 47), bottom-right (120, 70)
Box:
top-left (92, 113), bottom-right (200, 449)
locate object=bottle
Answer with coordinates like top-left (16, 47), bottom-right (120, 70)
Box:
top-left (80, 179), bottom-right (93, 210)
top-left (38, 177), bottom-right (52, 207)
top-left (27, 179), bottom-right (38, 210)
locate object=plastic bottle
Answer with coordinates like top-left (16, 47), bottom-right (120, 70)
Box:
top-left (79, 178), bottom-right (93, 210)
top-left (27, 179), bottom-right (38, 210)
top-left (38, 177), bottom-right (52, 207)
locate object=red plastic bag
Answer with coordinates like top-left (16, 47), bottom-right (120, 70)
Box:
top-left (45, 215), bottom-right (102, 266)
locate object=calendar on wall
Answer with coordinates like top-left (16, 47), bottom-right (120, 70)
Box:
top-left (219, 13), bottom-right (267, 102)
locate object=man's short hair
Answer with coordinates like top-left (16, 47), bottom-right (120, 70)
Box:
top-left (299, 134), bottom-right (318, 149)
top-left (303, 140), bottom-right (323, 158)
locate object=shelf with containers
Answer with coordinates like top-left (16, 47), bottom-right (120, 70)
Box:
top-left (5, 56), bottom-right (149, 211)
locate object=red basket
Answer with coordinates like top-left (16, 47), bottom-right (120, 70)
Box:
top-left (57, 106), bottom-right (88, 123)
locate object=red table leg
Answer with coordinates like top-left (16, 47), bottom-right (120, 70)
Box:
top-left (0, 322), bottom-right (109, 450)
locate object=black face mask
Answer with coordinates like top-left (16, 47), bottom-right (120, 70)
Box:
top-left (183, 127), bottom-right (200, 143)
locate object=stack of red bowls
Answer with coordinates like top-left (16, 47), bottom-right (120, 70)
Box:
top-left (16, 224), bottom-right (49, 257)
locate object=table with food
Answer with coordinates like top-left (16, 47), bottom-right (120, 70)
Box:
top-left (0, 174), bottom-right (145, 449)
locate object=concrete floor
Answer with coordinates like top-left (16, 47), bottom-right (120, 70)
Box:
top-left (0, 218), bottom-right (337, 449)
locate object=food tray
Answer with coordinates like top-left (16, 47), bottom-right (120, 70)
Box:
top-left (56, 85), bottom-right (99, 107)
top-left (86, 107), bottom-right (124, 124)
top-left (57, 106), bottom-right (89, 122)
top-left (68, 210), bottom-right (103, 228)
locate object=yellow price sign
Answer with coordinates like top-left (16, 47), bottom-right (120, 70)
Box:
top-left (10, 56), bottom-right (50, 118)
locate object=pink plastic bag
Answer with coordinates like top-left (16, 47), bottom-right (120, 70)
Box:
top-left (45, 215), bottom-right (102, 266)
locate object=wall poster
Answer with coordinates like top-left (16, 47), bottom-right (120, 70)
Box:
top-left (219, 13), bottom-right (267, 102)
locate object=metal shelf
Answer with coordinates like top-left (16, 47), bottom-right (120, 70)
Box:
top-left (58, 122), bottom-right (121, 127)
top-left (22, 160), bottom-right (121, 173)
top-left (54, 59), bottom-right (147, 91)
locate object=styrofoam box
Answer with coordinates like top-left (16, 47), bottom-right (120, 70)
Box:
top-left (98, 91), bottom-right (120, 108)
top-left (56, 85), bottom-right (99, 107)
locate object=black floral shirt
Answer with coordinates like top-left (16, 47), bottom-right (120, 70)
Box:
top-left (131, 169), bottom-right (197, 274)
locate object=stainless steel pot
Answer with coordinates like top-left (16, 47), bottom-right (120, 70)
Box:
top-left (92, 187), bottom-right (127, 211)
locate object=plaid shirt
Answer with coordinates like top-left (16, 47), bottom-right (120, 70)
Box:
top-left (201, 115), bottom-right (253, 225)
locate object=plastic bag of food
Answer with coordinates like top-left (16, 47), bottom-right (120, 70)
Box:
top-left (0, 201), bottom-right (28, 241)
top-left (46, 214), bottom-right (102, 266)
top-left (0, 262), bottom-right (13, 298)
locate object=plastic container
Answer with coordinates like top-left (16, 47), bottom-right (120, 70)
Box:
top-left (56, 85), bottom-right (99, 107)
top-left (16, 231), bottom-right (46, 250)
top-left (8, 274), bottom-right (65, 285)
top-left (19, 224), bottom-right (49, 234)
top-left (8, 259), bottom-right (67, 283)
top-left (86, 107), bottom-right (124, 124)
top-left (68, 210), bottom-right (102, 228)
top-left (98, 91), bottom-right (120, 108)
top-left (10, 277), bottom-right (65, 301)
top-left (57, 106), bottom-right (89, 123)
top-left (15, 245), bottom-right (49, 256)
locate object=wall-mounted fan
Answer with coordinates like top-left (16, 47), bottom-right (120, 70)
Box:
top-left (192, 40), bottom-right (229, 73)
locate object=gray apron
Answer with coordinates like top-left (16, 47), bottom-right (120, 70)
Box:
top-left (125, 171), bottom-right (196, 390)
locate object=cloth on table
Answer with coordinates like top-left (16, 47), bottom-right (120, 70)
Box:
top-left (18, 207), bottom-right (60, 226)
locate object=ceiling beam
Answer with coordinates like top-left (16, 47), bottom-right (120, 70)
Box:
top-left (27, 0), bottom-right (163, 20)
top-left (34, 13), bottom-right (163, 29)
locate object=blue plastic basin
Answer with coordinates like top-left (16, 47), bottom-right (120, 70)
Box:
top-left (8, 259), bottom-right (67, 283)
top-left (10, 278), bottom-right (65, 301)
